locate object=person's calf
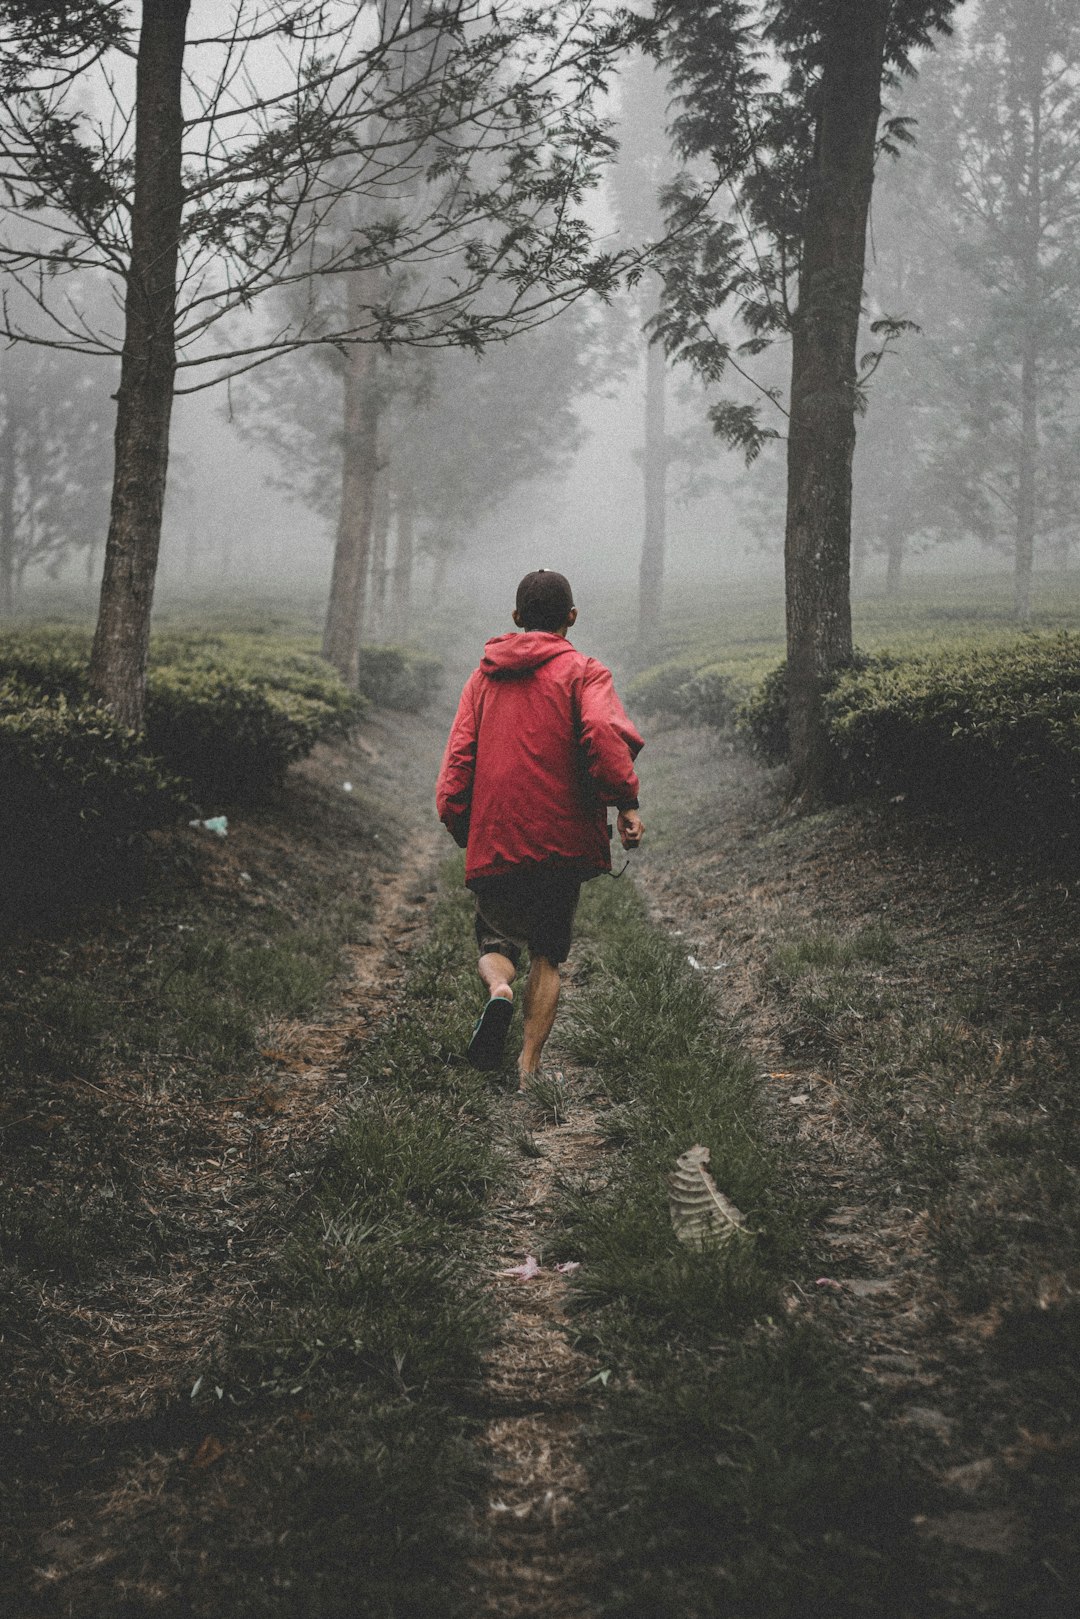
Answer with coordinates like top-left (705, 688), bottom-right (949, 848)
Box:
top-left (478, 950), bottom-right (516, 1003)
top-left (518, 954), bottom-right (561, 1086)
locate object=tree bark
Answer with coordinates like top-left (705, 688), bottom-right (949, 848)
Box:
top-left (784, 0), bottom-right (888, 799)
top-left (1013, 24), bottom-right (1043, 625)
top-left (0, 396), bottom-right (16, 617)
top-left (638, 310), bottom-right (667, 650)
top-left (322, 275), bottom-right (379, 685)
top-left (367, 477), bottom-right (391, 641)
top-left (884, 516), bottom-right (904, 596)
top-left (430, 548), bottom-right (448, 604)
top-left (391, 488), bottom-right (415, 641)
top-left (87, 0), bottom-right (189, 730)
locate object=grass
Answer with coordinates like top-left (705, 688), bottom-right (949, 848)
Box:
top-left (548, 877), bottom-right (926, 1618)
top-left (0, 833), bottom-right (515, 1618)
top-left (188, 865), bottom-right (509, 1618)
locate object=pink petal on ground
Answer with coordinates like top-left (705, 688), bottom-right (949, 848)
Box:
top-left (815, 1277), bottom-right (845, 1292)
top-left (499, 1255), bottom-right (542, 1280)
top-left (555, 1261), bottom-right (581, 1274)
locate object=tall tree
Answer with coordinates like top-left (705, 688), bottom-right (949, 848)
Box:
top-left (652, 0), bottom-right (959, 795)
top-left (609, 53), bottom-right (676, 649)
top-left (937, 0), bottom-right (1080, 618)
top-left (0, 1), bottom-right (649, 726)
top-left (235, 302), bottom-right (609, 632)
top-left (0, 344), bottom-right (114, 613)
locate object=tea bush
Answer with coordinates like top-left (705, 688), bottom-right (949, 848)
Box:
top-left (355, 645), bottom-right (442, 712)
top-left (627, 661), bottom-right (740, 729)
top-left (737, 661), bottom-right (790, 765)
top-left (0, 681), bottom-right (190, 912)
top-left (740, 636), bottom-right (1080, 838)
top-left (0, 626), bottom-right (366, 803)
top-left (825, 636), bottom-right (1080, 835)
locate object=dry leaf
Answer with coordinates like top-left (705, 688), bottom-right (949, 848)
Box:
top-left (192, 1435), bottom-right (225, 1469)
top-left (668, 1145), bottom-right (750, 1248)
top-left (499, 1255), bottom-right (542, 1280)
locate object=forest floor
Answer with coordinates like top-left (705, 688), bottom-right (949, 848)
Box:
top-left (2, 702), bottom-right (1078, 1617)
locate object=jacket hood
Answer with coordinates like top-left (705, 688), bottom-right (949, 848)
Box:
top-left (480, 631), bottom-right (578, 678)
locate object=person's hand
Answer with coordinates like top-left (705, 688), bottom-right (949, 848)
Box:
top-left (617, 808), bottom-right (644, 850)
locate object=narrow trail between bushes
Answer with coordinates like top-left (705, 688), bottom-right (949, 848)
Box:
top-left (470, 1064), bottom-right (604, 1619)
top-left (9, 683), bottom-right (1079, 1618)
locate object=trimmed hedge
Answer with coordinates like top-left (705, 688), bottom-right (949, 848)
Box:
top-left (0, 628), bottom-right (366, 805)
top-left (0, 681), bottom-right (191, 912)
top-left (145, 667), bottom-right (359, 803)
top-left (737, 662), bottom-right (790, 765)
top-left (355, 645), bottom-right (442, 713)
top-left (740, 636), bottom-right (1080, 840)
top-left (628, 661), bottom-right (740, 730)
top-left (825, 637), bottom-right (1080, 835)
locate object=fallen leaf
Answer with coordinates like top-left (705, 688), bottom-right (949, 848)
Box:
top-left (192, 1435), bottom-right (225, 1469)
top-left (499, 1255), bottom-right (542, 1280)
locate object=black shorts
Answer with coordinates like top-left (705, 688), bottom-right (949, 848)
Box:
top-left (471, 866), bottom-right (583, 967)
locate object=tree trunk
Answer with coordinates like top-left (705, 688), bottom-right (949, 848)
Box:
top-left (1013, 32), bottom-right (1043, 626)
top-left (322, 275), bottom-right (379, 685)
top-left (0, 397), bottom-right (16, 617)
top-left (784, 0), bottom-right (888, 799)
top-left (87, 0), bottom-right (189, 730)
top-left (367, 478), bottom-right (391, 641)
top-left (391, 488), bottom-right (415, 641)
top-left (884, 517), bottom-right (904, 596)
top-left (638, 312), bottom-right (667, 650)
top-left (430, 548), bottom-right (448, 604)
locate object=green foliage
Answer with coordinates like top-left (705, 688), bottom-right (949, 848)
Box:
top-left (145, 664), bottom-right (354, 804)
top-left (0, 623), bottom-right (370, 910)
top-left (0, 679), bottom-right (190, 912)
top-left (355, 645), bottom-right (442, 713)
top-left (737, 634), bottom-right (1080, 839)
top-left (737, 659), bottom-right (789, 764)
top-left (823, 634), bottom-right (1080, 835)
top-left (627, 660), bottom-right (740, 729)
top-left (0, 625), bottom-right (366, 817)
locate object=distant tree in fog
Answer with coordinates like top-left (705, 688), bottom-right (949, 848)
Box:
top-left (608, 52), bottom-right (676, 651)
top-left (0, 345), bottom-right (113, 614)
top-left (651, 0), bottom-right (960, 798)
top-left (0, 2), bottom-right (649, 724)
top-left (920, 0), bottom-right (1080, 619)
top-left (234, 306), bottom-right (606, 653)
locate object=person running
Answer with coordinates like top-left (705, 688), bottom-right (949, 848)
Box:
top-left (436, 569), bottom-right (644, 1086)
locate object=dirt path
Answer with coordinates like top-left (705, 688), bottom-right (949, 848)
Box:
top-left (471, 1071), bottom-right (603, 1619)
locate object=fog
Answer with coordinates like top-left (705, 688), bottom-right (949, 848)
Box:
top-left (3, 0), bottom-right (1076, 658)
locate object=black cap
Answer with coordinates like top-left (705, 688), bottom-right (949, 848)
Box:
top-left (515, 569), bottom-right (574, 632)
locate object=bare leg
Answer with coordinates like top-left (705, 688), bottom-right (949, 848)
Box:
top-left (479, 951), bottom-right (516, 1002)
top-left (519, 954), bottom-right (560, 1085)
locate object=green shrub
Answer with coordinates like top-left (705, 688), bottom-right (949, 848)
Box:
top-left (825, 635), bottom-right (1080, 836)
top-left (0, 682), bottom-right (190, 912)
top-left (737, 660), bottom-right (790, 764)
top-left (0, 626), bottom-right (90, 702)
top-left (627, 661), bottom-right (739, 729)
top-left (0, 626), bottom-right (365, 805)
top-left (740, 636), bottom-right (1080, 838)
top-left (144, 666), bottom-right (356, 804)
top-left (355, 645), bottom-right (442, 712)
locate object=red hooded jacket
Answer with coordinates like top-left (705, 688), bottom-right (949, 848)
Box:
top-left (436, 632), bottom-right (644, 884)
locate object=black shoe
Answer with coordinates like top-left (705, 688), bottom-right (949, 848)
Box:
top-left (465, 996), bottom-right (514, 1070)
